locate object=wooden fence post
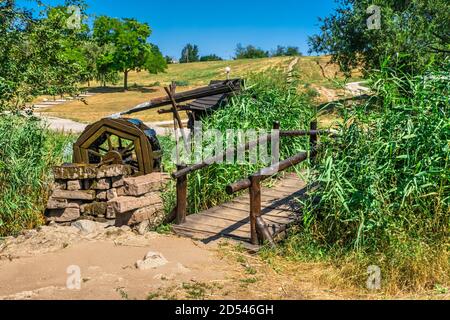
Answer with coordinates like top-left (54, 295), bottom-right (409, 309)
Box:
top-left (273, 121), bottom-right (280, 131)
top-left (249, 175), bottom-right (261, 245)
top-left (176, 164), bottom-right (188, 225)
top-left (310, 120), bottom-right (318, 156)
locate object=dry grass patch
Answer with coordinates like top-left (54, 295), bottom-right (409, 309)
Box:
top-left (38, 56), bottom-right (357, 124)
top-left (125, 57), bottom-right (292, 87)
top-left (155, 241), bottom-right (447, 300)
top-left (38, 57), bottom-right (292, 123)
top-left (39, 86), bottom-right (190, 123)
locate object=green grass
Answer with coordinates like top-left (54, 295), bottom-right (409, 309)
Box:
top-left (0, 115), bottom-right (75, 236)
top-left (125, 57), bottom-right (292, 87)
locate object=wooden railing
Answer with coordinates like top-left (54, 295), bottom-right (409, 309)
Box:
top-left (168, 121), bottom-right (333, 244)
top-left (225, 121), bottom-right (323, 246)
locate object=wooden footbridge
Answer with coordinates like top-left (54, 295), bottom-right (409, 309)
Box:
top-left (172, 173), bottom-right (307, 248)
top-left (168, 121), bottom-right (333, 249)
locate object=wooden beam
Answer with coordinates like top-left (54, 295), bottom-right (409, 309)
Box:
top-left (226, 150), bottom-right (315, 195)
top-left (176, 164), bottom-right (188, 224)
top-left (249, 175), bottom-right (261, 245)
top-left (256, 216), bottom-right (276, 247)
top-left (118, 79), bottom-right (242, 116)
top-left (165, 84), bottom-right (190, 154)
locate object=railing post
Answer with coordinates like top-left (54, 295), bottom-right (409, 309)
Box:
top-left (176, 164), bottom-right (188, 225)
top-left (273, 121), bottom-right (280, 131)
top-left (249, 175), bottom-right (261, 245)
top-left (310, 120), bottom-right (318, 156)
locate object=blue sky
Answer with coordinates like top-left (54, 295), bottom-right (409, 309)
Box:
top-left (20, 0), bottom-right (337, 59)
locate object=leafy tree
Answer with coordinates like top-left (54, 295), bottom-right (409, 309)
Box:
top-left (31, 3), bottom-right (90, 97)
top-left (285, 46), bottom-right (302, 56)
top-left (93, 41), bottom-right (119, 87)
top-left (165, 55), bottom-right (175, 64)
top-left (180, 44), bottom-right (199, 63)
top-left (93, 16), bottom-right (167, 90)
top-left (272, 45), bottom-right (302, 57)
top-left (309, 0), bottom-right (450, 75)
top-left (145, 44), bottom-right (167, 73)
top-left (0, 0), bottom-right (89, 110)
top-left (235, 44), bottom-right (269, 59)
top-left (200, 54), bottom-right (223, 62)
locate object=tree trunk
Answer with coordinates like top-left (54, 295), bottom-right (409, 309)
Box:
top-left (123, 70), bottom-right (128, 91)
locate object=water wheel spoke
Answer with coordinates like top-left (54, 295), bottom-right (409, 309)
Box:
top-left (106, 133), bottom-right (113, 151)
top-left (122, 150), bottom-right (134, 158)
top-left (101, 158), bottom-right (114, 165)
top-left (129, 160), bottom-right (140, 168)
top-left (123, 143), bottom-right (135, 153)
top-left (87, 149), bottom-right (103, 158)
top-left (120, 143), bottom-right (135, 159)
top-left (128, 161), bottom-right (140, 171)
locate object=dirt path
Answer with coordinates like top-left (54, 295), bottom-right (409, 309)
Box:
top-left (0, 223), bottom-right (379, 301)
top-left (0, 225), bottom-right (230, 300)
top-left (345, 81), bottom-right (370, 96)
top-left (0, 224), bottom-right (351, 300)
top-left (37, 115), bottom-right (88, 133)
top-left (35, 113), bottom-right (184, 137)
top-left (1, 223), bottom-right (445, 300)
top-left (287, 57), bottom-right (300, 73)
top-left (286, 57), bottom-right (300, 83)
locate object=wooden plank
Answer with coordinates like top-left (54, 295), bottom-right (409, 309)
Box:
top-left (230, 196), bottom-right (300, 212)
top-left (195, 96), bottom-right (223, 103)
top-left (179, 215), bottom-right (289, 239)
top-left (266, 185), bottom-right (306, 194)
top-left (212, 203), bottom-right (295, 222)
top-left (278, 178), bottom-right (305, 188)
top-left (172, 225), bottom-right (251, 243)
top-left (217, 203), bottom-right (295, 221)
top-left (173, 221), bottom-right (250, 239)
top-left (196, 207), bottom-right (294, 225)
top-left (183, 215), bottom-right (250, 230)
top-left (232, 190), bottom-right (298, 203)
top-left (229, 199), bottom-right (295, 212)
top-left (262, 188), bottom-right (301, 198)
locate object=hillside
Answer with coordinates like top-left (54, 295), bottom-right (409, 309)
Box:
top-left (37, 56), bottom-right (358, 124)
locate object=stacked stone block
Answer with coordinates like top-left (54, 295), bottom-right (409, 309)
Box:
top-left (45, 164), bottom-right (168, 228)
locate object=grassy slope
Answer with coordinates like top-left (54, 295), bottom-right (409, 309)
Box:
top-left (38, 56), bottom-right (361, 124)
top-left (39, 57), bottom-right (292, 123)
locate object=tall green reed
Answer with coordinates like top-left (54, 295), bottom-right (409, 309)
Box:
top-left (282, 60), bottom-right (449, 291)
top-left (0, 115), bottom-right (75, 236)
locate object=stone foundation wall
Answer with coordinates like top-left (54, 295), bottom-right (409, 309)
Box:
top-left (45, 164), bottom-right (169, 229)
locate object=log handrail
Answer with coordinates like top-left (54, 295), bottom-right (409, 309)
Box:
top-left (171, 120), bottom-right (332, 234)
top-left (225, 121), bottom-right (321, 246)
top-left (171, 129), bottom-right (333, 179)
top-left (226, 149), bottom-right (316, 195)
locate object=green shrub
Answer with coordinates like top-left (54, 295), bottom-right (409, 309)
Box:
top-left (282, 62), bottom-right (450, 292)
top-left (0, 115), bottom-right (75, 236)
top-left (174, 80), bottom-right (190, 87)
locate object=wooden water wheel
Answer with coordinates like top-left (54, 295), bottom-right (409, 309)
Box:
top-left (73, 118), bottom-right (162, 176)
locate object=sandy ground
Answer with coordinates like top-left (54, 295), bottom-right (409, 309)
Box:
top-left (0, 223), bottom-right (356, 301)
top-left (1, 223), bottom-right (446, 301)
top-left (0, 225), bottom-right (231, 300)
